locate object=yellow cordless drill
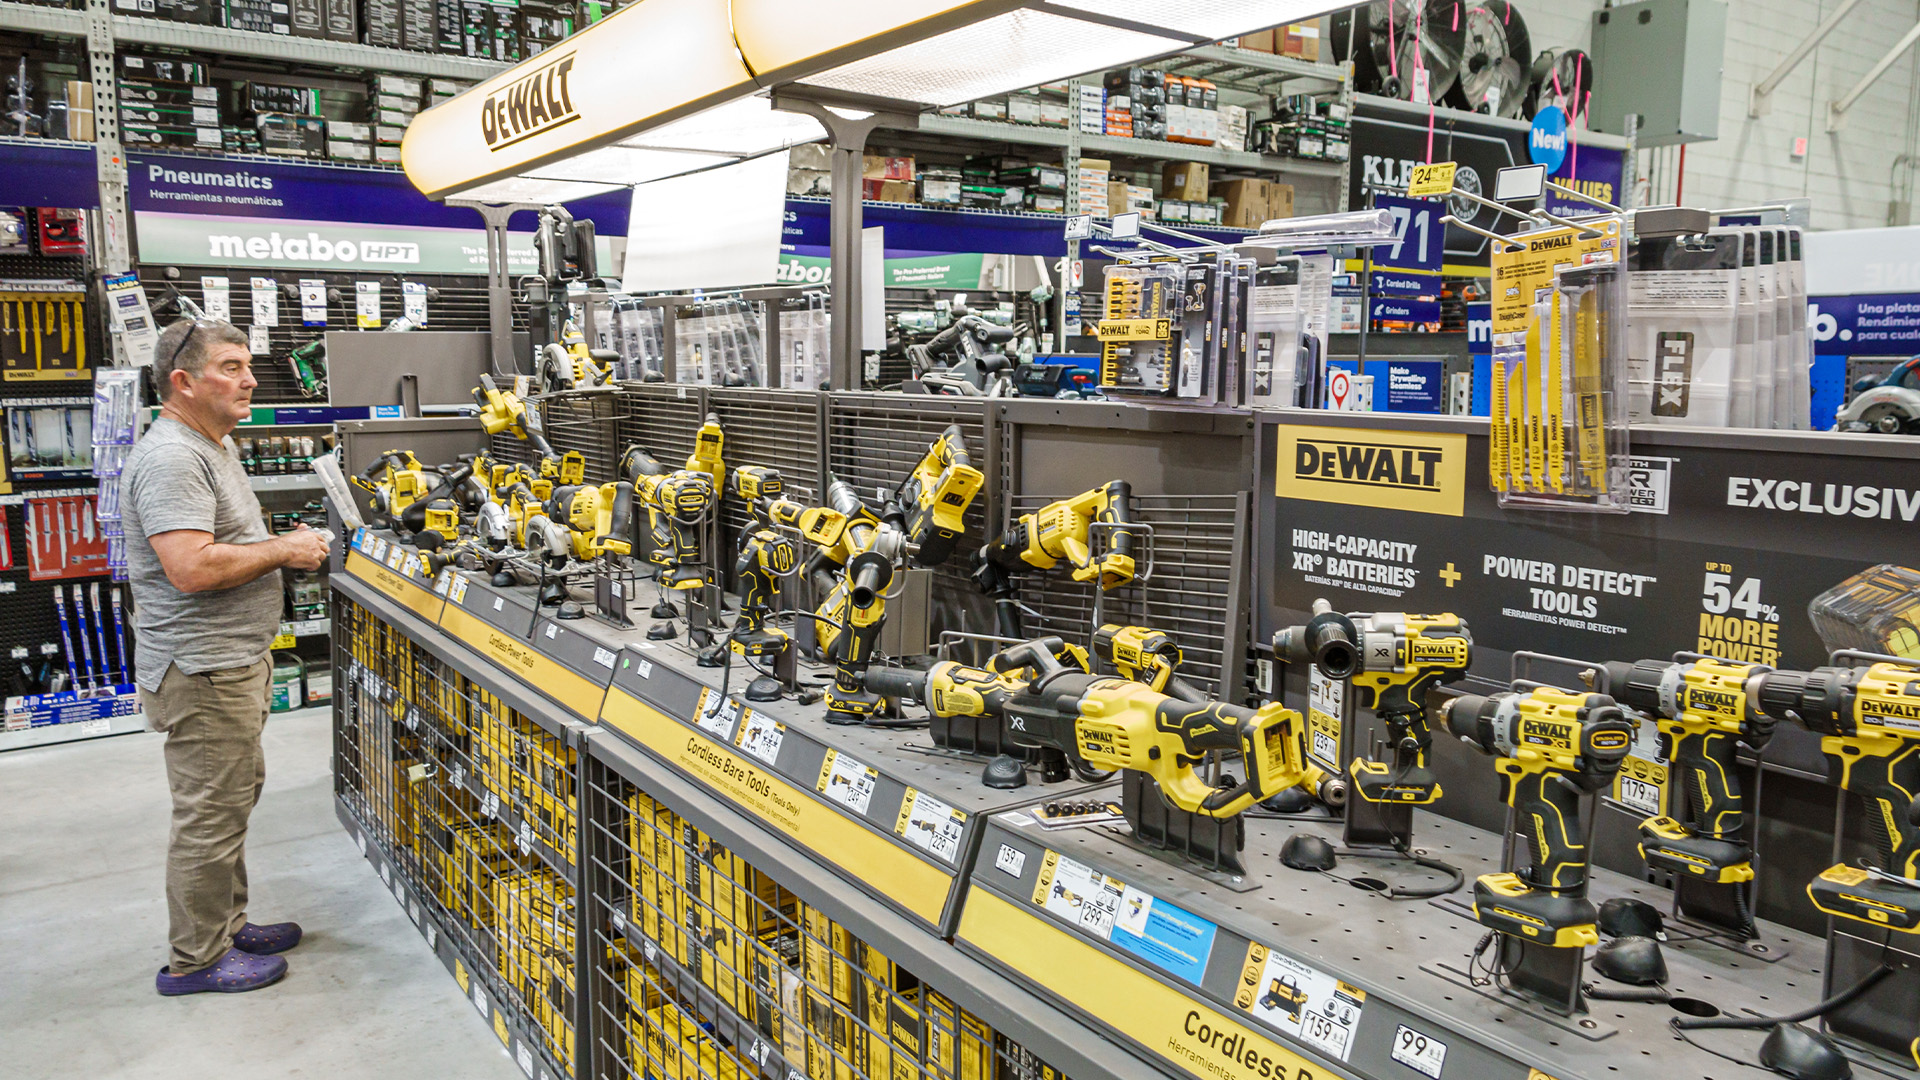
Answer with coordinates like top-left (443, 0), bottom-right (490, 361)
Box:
top-left (1603, 655), bottom-right (1776, 935)
top-left (893, 423), bottom-right (984, 567)
top-left (353, 450), bottom-right (434, 531)
top-left (621, 446), bottom-right (717, 590)
top-left (1274, 603), bottom-right (1473, 807)
top-left (1753, 658), bottom-right (1920, 932)
top-left (1442, 686), bottom-right (1635, 949)
top-left (975, 479), bottom-right (1140, 638)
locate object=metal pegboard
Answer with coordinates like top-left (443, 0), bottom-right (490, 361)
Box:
top-left (703, 388), bottom-right (825, 535)
top-left (544, 391), bottom-right (624, 483)
top-left (1002, 493), bottom-right (1249, 699)
top-left (824, 393), bottom-right (997, 621)
top-left (613, 384), bottom-right (709, 466)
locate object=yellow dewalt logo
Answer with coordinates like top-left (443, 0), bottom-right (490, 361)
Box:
top-left (1273, 425), bottom-right (1467, 517)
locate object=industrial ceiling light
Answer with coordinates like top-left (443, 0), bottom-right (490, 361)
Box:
top-left (1047, 0), bottom-right (1350, 39)
top-left (450, 177), bottom-right (629, 204)
top-left (786, 8), bottom-right (1189, 107)
top-left (621, 96), bottom-right (826, 155)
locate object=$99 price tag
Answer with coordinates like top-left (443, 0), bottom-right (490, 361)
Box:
top-left (1391, 1025), bottom-right (1447, 1079)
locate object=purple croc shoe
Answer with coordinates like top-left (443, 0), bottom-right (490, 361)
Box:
top-left (233, 921), bottom-right (304, 955)
top-left (155, 947), bottom-right (288, 996)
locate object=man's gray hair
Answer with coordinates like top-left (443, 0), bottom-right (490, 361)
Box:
top-left (153, 318), bottom-right (250, 402)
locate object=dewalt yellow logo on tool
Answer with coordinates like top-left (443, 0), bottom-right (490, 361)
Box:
top-left (1274, 425), bottom-right (1467, 517)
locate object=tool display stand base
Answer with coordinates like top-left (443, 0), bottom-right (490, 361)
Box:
top-left (1122, 770), bottom-right (1246, 877)
top-left (1672, 875), bottom-right (1765, 948)
top-left (1825, 925), bottom-right (1920, 1068)
top-left (1495, 933), bottom-right (1586, 1017)
top-left (1343, 795), bottom-right (1415, 852)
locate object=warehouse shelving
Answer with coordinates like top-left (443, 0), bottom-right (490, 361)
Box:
top-left (0, 2), bottom-right (507, 79)
top-left (0, 707), bottom-right (146, 750)
top-left (914, 113), bottom-right (1346, 179)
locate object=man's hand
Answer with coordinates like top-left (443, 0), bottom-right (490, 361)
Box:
top-left (279, 524), bottom-right (329, 571)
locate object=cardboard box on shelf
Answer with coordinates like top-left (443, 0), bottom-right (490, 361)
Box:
top-left (1215, 178), bottom-right (1270, 229)
top-left (1007, 93), bottom-right (1042, 125)
top-left (1161, 161), bottom-right (1209, 201)
top-left (917, 170), bottom-right (961, 206)
top-left (1218, 103), bottom-right (1248, 152)
top-left (323, 0), bottom-right (356, 40)
top-left (1236, 28), bottom-right (1276, 52)
top-left (1266, 182), bottom-right (1295, 223)
top-left (1191, 202), bottom-right (1221, 226)
top-left (971, 98), bottom-right (1007, 122)
top-left (327, 138), bottom-right (372, 161)
top-left (1281, 21), bottom-right (1321, 61)
top-left (1038, 100), bottom-right (1072, 128)
top-left (860, 155), bottom-right (914, 182)
top-left (59, 81), bottom-right (94, 142)
top-left (291, 0), bottom-right (324, 37)
top-left (861, 179), bottom-right (915, 204)
top-left (256, 112), bottom-right (327, 158)
top-left (1157, 199), bottom-right (1191, 223)
top-left (328, 119), bottom-right (372, 141)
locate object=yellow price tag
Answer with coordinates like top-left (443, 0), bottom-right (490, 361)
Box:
top-left (270, 633), bottom-right (296, 650)
top-left (1407, 162), bottom-right (1458, 198)
top-left (1094, 318), bottom-right (1172, 341)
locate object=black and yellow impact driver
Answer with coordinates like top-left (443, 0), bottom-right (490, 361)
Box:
top-left (1274, 602), bottom-right (1472, 854)
top-left (1603, 655), bottom-right (1777, 937)
top-left (1753, 657), bottom-right (1920, 932)
top-left (1444, 685), bottom-right (1634, 1013)
top-left (974, 480), bottom-right (1140, 639)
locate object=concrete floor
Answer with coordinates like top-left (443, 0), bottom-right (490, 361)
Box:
top-left (1, 707), bottom-right (524, 1080)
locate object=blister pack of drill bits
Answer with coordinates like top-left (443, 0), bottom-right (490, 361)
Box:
top-left (1097, 262), bottom-right (1186, 396)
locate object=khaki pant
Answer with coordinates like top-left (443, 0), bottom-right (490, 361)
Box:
top-left (140, 657), bottom-right (271, 974)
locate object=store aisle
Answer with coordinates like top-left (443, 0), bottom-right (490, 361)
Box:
top-left (1, 708), bottom-right (522, 1080)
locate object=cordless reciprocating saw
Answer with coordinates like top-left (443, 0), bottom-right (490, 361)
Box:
top-left (974, 479), bottom-right (1140, 638)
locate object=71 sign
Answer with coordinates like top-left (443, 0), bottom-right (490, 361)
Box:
top-left (1372, 194), bottom-right (1444, 274)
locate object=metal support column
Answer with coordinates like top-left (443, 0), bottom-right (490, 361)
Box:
top-left (447, 199), bottom-right (542, 376)
top-left (772, 95), bottom-right (920, 391)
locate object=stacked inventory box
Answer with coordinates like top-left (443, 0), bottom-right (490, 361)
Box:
top-left (116, 52), bottom-right (222, 151)
top-left (400, 0), bottom-right (436, 51)
top-left (519, 0), bottom-right (572, 55)
top-left (493, 870), bottom-right (576, 1071)
top-left (1075, 156), bottom-right (1109, 217)
top-left (516, 725), bottom-right (577, 854)
top-left (1103, 66), bottom-right (1165, 141)
top-left (1004, 86), bottom-right (1070, 129)
top-left (226, 0), bottom-right (293, 35)
top-left (1254, 95), bottom-right (1350, 162)
top-left (1001, 161), bottom-right (1065, 214)
top-left (426, 76), bottom-right (468, 106)
top-left (959, 156), bottom-right (1024, 212)
top-left (327, 118), bottom-right (373, 162)
top-left (369, 73), bottom-right (422, 163)
top-left (1106, 176), bottom-right (1155, 220)
top-left (460, 1), bottom-right (523, 62)
top-left (1074, 84), bottom-right (1104, 134)
top-left (861, 155), bottom-right (915, 204)
top-left (916, 167), bottom-right (961, 208)
top-left (1165, 75), bottom-right (1217, 146)
top-left (362, 0), bottom-right (403, 47)
top-left (257, 112), bottom-right (326, 158)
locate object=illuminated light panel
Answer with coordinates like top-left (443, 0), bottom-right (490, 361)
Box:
top-left (622, 96), bottom-right (826, 154)
top-left (790, 8), bottom-right (1186, 107)
top-left (1049, 0), bottom-right (1340, 39)
top-left (729, 0), bottom-right (984, 78)
top-left (450, 176), bottom-right (628, 203)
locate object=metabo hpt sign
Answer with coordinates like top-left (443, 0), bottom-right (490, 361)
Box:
top-left (135, 212), bottom-right (621, 275)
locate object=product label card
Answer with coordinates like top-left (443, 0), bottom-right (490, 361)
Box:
top-left (1234, 943), bottom-right (1367, 1061)
top-left (894, 788), bottom-right (965, 864)
top-left (815, 749), bottom-right (877, 815)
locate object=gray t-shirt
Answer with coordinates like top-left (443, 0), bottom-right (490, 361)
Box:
top-left (121, 416), bottom-right (282, 691)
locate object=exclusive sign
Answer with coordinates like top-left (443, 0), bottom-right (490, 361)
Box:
top-left (1255, 415), bottom-right (1920, 678)
top-left (1273, 425), bottom-right (1467, 517)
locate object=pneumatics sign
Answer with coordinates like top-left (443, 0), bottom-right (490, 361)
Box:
top-left (481, 52), bottom-right (577, 150)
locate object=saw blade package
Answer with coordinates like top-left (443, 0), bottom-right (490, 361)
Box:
top-left (1246, 257), bottom-right (1305, 409)
top-left (1626, 233), bottom-right (1739, 427)
top-left (1488, 216), bottom-right (1631, 512)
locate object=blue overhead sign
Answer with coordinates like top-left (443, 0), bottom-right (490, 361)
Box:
top-left (1372, 194), bottom-right (1444, 274)
top-left (1371, 295), bottom-right (1441, 323)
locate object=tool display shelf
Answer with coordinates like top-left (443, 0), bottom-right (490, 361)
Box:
top-left (959, 807), bottom-right (1844, 1080)
top-left (334, 796), bottom-right (573, 1080)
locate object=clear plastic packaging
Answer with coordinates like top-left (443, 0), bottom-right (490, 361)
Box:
top-left (1808, 564), bottom-right (1920, 658)
top-left (1097, 262), bottom-right (1187, 396)
top-left (1626, 233), bottom-right (1739, 427)
top-left (1489, 215), bottom-right (1631, 512)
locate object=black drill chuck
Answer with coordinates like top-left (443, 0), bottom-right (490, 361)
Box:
top-left (1443, 693), bottom-right (1500, 753)
top-left (1754, 667), bottom-right (1848, 733)
top-left (1603, 659), bottom-right (1669, 715)
top-left (1274, 601), bottom-right (1359, 678)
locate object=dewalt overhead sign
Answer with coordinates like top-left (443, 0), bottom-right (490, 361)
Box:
top-left (1274, 425), bottom-right (1467, 517)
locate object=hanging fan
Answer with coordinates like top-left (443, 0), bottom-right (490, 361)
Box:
top-left (1330, 8), bottom-right (1382, 94)
top-left (1363, 0), bottom-right (1469, 103)
top-left (1527, 47), bottom-right (1594, 122)
top-left (1446, 0), bottom-right (1532, 118)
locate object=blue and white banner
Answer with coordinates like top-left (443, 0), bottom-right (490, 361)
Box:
top-left (1807, 294), bottom-right (1920, 356)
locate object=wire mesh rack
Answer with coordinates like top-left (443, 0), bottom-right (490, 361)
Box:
top-left (580, 752), bottom-right (1074, 1080)
top-left (614, 384), bottom-right (712, 466)
top-left (333, 595), bottom-right (580, 1077)
top-left (824, 394), bottom-right (996, 637)
top-left (1000, 493), bottom-right (1248, 698)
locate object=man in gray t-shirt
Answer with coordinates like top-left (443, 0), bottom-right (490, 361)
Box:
top-left (123, 318), bottom-right (328, 996)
